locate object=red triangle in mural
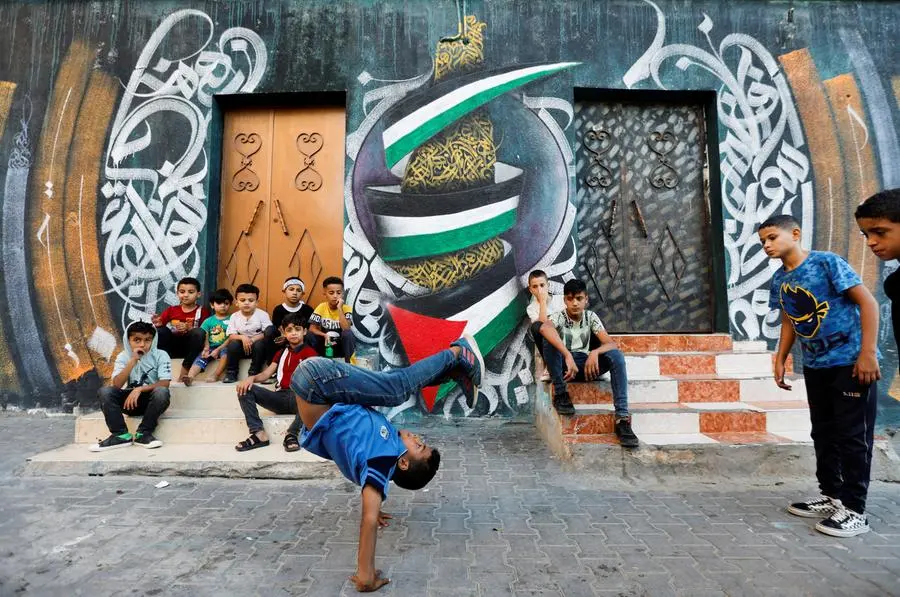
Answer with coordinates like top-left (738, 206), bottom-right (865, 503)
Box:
top-left (387, 304), bottom-right (467, 412)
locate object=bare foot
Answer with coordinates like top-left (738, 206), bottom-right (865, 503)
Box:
top-left (182, 375), bottom-right (193, 387)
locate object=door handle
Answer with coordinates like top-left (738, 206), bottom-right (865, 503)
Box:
top-left (273, 199), bottom-right (289, 236)
top-left (245, 200), bottom-right (264, 235)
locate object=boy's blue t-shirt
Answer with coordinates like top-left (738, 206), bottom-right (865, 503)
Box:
top-left (768, 250), bottom-right (865, 369)
top-left (200, 315), bottom-right (230, 349)
top-left (300, 404), bottom-right (407, 499)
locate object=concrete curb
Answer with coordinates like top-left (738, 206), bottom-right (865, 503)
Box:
top-left (22, 457), bottom-right (340, 480)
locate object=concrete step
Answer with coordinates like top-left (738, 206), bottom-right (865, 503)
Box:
top-left (560, 401), bottom-right (809, 439)
top-left (24, 442), bottom-right (335, 480)
top-left (165, 382), bottom-right (283, 412)
top-left (75, 410), bottom-right (297, 444)
top-left (623, 352), bottom-right (791, 380)
top-left (610, 334), bottom-right (733, 353)
top-left (561, 374), bottom-right (802, 405)
top-left (168, 358), bottom-right (252, 380)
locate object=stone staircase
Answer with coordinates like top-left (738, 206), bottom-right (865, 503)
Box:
top-left (540, 334), bottom-right (812, 446)
top-left (28, 359), bottom-right (333, 478)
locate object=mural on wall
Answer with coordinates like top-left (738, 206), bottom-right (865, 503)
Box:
top-left (624, 0), bottom-right (813, 343)
top-left (101, 8), bottom-right (267, 325)
top-left (344, 15), bottom-right (579, 417)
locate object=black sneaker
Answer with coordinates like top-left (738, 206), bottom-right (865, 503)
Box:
top-left (450, 335), bottom-right (485, 408)
top-left (247, 367), bottom-right (260, 378)
top-left (787, 495), bottom-right (841, 518)
top-left (815, 507), bottom-right (870, 537)
top-left (614, 416), bottom-right (639, 448)
top-left (133, 432), bottom-right (163, 449)
top-left (552, 392), bottom-right (576, 416)
top-left (89, 433), bottom-right (133, 452)
top-left (222, 370), bottom-right (238, 383)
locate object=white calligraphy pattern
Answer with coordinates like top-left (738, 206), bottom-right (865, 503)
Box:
top-left (101, 9), bottom-right (267, 322)
top-left (625, 1), bottom-right (813, 341)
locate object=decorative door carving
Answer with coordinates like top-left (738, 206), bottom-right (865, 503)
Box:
top-left (574, 101), bottom-right (713, 333)
top-left (219, 106), bottom-right (345, 311)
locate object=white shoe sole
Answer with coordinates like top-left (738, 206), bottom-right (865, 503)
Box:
top-left (136, 440), bottom-right (163, 449)
top-left (89, 441), bottom-right (132, 452)
top-left (787, 505), bottom-right (836, 518)
top-left (815, 521), bottom-right (870, 537)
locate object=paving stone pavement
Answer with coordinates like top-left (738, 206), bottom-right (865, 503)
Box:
top-left (1, 413), bottom-right (899, 597)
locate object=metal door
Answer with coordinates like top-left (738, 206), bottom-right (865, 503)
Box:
top-left (574, 101), bottom-right (713, 333)
top-left (219, 106), bottom-right (345, 311)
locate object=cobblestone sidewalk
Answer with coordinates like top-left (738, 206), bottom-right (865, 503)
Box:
top-left (0, 414), bottom-right (898, 596)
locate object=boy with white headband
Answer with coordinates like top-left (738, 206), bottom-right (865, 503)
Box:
top-left (273, 276), bottom-right (315, 331)
top-left (264, 277), bottom-right (315, 371)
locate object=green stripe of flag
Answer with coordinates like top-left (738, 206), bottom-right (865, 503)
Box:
top-left (434, 293), bottom-right (527, 405)
top-left (385, 63), bottom-right (577, 171)
top-left (379, 209), bottom-right (517, 262)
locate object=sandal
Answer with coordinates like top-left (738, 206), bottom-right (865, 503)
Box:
top-left (235, 433), bottom-right (270, 452)
top-left (283, 433), bottom-right (300, 453)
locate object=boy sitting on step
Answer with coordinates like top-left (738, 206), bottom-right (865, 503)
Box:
top-left (184, 288), bottom-right (233, 385)
top-left (759, 214), bottom-right (880, 538)
top-left (308, 276), bottom-right (356, 362)
top-left (90, 321), bottom-right (171, 451)
top-left (222, 283), bottom-right (274, 383)
top-left (152, 276), bottom-right (210, 384)
top-left (291, 335), bottom-right (483, 592)
top-left (234, 313), bottom-right (317, 453)
top-left (541, 278), bottom-right (638, 448)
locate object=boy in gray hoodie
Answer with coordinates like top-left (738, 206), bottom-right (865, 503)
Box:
top-left (90, 321), bottom-right (172, 451)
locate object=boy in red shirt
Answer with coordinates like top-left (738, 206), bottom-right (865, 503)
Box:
top-left (152, 277), bottom-right (210, 383)
top-left (234, 313), bottom-right (316, 452)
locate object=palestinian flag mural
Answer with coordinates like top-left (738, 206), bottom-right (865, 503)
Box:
top-left (360, 16), bottom-right (577, 412)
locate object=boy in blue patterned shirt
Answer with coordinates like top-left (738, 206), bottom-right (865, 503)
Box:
top-left (759, 214), bottom-right (880, 537)
top-left (291, 336), bottom-right (483, 592)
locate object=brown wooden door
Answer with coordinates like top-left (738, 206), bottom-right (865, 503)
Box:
top-left (574, 101), bottom-right (713, 333)
top-left (219, 106), bottom-right (345, 312)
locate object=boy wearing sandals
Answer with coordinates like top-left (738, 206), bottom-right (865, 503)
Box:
top-left (234, 313), bottom-right (317, 452)
top-left (291, 335), bottom-right (483, 592)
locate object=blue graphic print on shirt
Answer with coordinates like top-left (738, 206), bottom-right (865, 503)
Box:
top-left (768, 251), bottom-right (865, 369)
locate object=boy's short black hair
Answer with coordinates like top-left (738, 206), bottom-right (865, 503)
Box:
top-left (392, 448), bottom-right (441, 491)
top-left (528, 269), bottom-right (548, 282)
top-left (855, 189), bottom-right (900, 223)
top-left (235, 283), bottom-right (260, 298)
top-left (563, 279), bottom-right (587, 296)
top-left (210, 288), bottom-right (233, 305)
top-left (322, 276), bottom-right (344, 289)
top-left (280, 312), bottom-right (308, 330)
top-left (177, 277), bottom-right (201, 291)
top-left (758, 214), bottom-right (801, 232)
top-left (128, 321), bottom-right (156, 339)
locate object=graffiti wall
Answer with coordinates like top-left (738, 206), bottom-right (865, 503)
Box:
top-left (0, 0), bottom-right (897, 426)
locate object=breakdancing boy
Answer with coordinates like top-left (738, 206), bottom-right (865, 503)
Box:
top-left (291, 336), bottom-right (484, 592)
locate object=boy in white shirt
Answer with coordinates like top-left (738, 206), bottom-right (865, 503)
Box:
top-left (222, 283), bottom-right (273, 383)
top-left (527, 270), bottom-right (578, 389)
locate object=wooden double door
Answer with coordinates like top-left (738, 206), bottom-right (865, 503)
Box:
top-left (219, 106), bottom-right (345, 312)
top-left (574, 100), bottom-right (713, 333)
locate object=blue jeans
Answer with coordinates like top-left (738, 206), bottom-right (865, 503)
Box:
top-left (291, 350), bottom-right (456, 407)
top-left (542, 342), bottom-right (630, 418)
